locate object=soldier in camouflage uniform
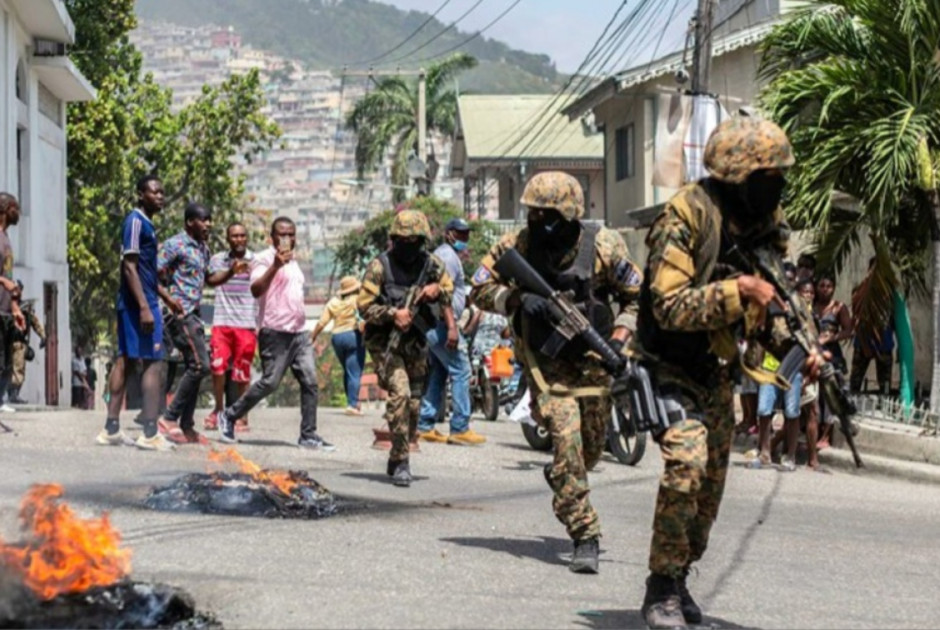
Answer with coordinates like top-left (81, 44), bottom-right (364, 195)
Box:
top-left (357, 210), bottom-right (456, 488)
top-left (470, 171), bottom-right (642, 574)
top-left (635, 117), bottom-right (823, 628)
top-left (8, 297), bottom-right (45, 403)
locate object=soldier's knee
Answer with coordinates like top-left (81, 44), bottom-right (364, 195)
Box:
top-left (659, 419), bottom-right (708, 494)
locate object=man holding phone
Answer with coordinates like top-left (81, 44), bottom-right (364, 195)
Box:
top-left (215, 217), bottom-right (332, 450)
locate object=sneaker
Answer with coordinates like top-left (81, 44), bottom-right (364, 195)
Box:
top-left (569, 537), bottom-right (599, 574)
top-left (344, 407), bottom-right (362, 416)
top-left (298, 433), bottom-right (336, 452)
top-left (779, 455), bottom-right (797, 472)
top-left (0, 404), bottom-right (16, 413)
top-left (447, 429), bottom-right (487, 445)
top-left (417, 428), bottom-right (448, 443)
top-left (391, 462), bottom-right (412, 487)
top-left (203, 411), bottom-right (219, 430)
top-left (216, 410), bottom-right (237, 443)
top-left (135, 433), bottom-right (176, 451)
top-left (95, 429), bottom-right (133, 447)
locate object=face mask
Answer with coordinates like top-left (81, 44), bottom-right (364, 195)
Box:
top-left (452, 240), bottom-right (468, 252)
top-left (742, 170), bottom-right (786, 219)
top-left (391, 239), bottom-right (423, 264)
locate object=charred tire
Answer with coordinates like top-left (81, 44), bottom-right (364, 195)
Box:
top-left (522, 421), bottom-right (552, 451)
top-left (607, 407), bottom-right (646, 466)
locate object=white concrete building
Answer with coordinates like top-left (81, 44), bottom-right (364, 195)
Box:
top-left (0, 0), bottom-right (95, 406)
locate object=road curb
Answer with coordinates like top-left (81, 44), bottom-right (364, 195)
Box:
top-left (818, 446), bottom-right (940, 485)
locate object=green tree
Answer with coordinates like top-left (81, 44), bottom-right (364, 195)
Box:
top-left (344, 53), bottom-right (477, 201)
top-left (65, 1), bottom-right (280, 347)
top-left (330, 196), bottom-right (498, 281)
top-left (758, 0), bottom-right (940, 408)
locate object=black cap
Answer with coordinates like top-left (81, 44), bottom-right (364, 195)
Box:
top-left (445, 218), bottom-right (472, 232)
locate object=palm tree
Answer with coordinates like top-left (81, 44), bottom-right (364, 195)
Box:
top-left (345, 53), bottom-right (478, 201)
top-left (758, 0), bottom-right (940, 410)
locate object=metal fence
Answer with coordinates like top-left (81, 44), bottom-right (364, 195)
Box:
top-left (851, 394), bottom-right (940, 435)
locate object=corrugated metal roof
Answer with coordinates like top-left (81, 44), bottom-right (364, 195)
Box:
top-left (457, 94), bottom-right (603, 161)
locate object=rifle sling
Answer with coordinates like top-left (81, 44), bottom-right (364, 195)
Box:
top-left (521, 321), bottom-right (609, 399)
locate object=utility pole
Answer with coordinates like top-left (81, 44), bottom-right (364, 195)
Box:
top-left (417, 68), bottom-right (427, 164)
top-left (690, 0), bottom-right (718, 94)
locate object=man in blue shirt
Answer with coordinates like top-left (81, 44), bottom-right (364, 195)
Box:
top-left (96, 175), bottom-right (179, 451)
top-left (417, 218), bottom-right (486, 445)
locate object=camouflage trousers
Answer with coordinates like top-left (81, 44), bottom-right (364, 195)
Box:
top-left (529, 359), bottom-right (609, 541)
top-left (11, 342), bottom-right (26, 387)
top-left (374, 348), bottom-right (428, 464)
top-left (648, 368), bottom-right (735, 577)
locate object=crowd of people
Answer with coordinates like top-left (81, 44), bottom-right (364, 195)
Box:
top-left (735, 252), bottom-right (892, 471)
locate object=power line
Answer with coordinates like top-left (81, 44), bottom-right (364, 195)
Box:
top-left (414, 0), bottom-right (525, 64)
top-left (381, 0), bottom-right (487, 66)
top-left (350, 0), bottom-right (456, 66)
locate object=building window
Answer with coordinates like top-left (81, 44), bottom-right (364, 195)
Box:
top-left (15, 59), bottom-right (27, 103)
top-left (615, 124), bottom-right (635, 181)
top-left (38, 83), bottom-right (62, 127)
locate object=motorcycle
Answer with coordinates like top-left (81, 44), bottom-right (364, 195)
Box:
top-left (513, 390), bottom-right (646, 467)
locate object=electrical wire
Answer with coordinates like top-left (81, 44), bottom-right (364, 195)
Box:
top-left (350, 0), bottom-right (456, 66)
top-left (414, 0), bottom-right (525, 64)
top-left (381, 0), bottom-right (487, 66)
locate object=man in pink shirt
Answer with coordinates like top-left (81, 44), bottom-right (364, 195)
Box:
top-left (216, 217), bottom-right (332, 450)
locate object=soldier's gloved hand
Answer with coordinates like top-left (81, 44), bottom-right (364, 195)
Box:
top-left (520, 293), bottom-right (552, 319)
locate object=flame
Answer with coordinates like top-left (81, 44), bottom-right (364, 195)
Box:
top-left (0, 484), bottom-right (131, 600)
top-left (208, 448), bottom-right (298, 497)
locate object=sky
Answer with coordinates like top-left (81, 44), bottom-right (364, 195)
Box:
top-left (380, 0), bottom-right (697, 74)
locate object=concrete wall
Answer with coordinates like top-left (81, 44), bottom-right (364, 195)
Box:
top-left (597, 43), bottom-right (767, 227)
top-left (620, 226), bottom-right (934, 392)
top-left (0, 2), bottom-right (74, 405)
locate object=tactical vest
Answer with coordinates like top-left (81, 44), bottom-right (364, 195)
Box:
top-left (367, 252), bottom-right (436, 338)
top-left (636, 181), bottom-right (789, 387)
top-left (515, 223), bottom-right (614, 362)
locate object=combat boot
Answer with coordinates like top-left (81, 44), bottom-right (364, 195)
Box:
top-left (569, 537), bottom-right (599, 574)
top-left (642, 573), bottom-right (686, 629)
top-left (392, 462), bottom-right (412, 487)
top-left (677, 568), bottom-right (702, 624)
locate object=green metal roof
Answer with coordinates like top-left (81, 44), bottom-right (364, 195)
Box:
top-left (457, 94), bottom-right (603, 161)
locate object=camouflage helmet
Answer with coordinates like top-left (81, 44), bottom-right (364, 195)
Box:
top-left (389, 209), bottom-right (431, 239)
top-left (520, 171), bottom-right (584, 221)
top-left (704, 117), bottom-right (795, 184)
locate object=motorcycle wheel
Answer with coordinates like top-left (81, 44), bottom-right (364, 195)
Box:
top-left (607, 406), bottom-right (646, 466)
top-left (482, 380), bottom-right (500, 421)
top-left (522, 421), bottom-right (552, 451)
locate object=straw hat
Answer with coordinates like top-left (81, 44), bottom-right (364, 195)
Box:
top-left (339, 275), bottom-right (361, 296)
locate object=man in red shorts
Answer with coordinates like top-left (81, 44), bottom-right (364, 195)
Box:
top-left (205, 223), bottom-right (256, 432)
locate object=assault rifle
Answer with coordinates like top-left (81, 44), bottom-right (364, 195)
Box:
top-left (385, 257), bottom-right (433, 364)
top-left (725, 239), bottom-right (864, 468)
top-left (492, 248), bottom-right (627, 376)
top-left (492, 249), bottom-right (673, 436)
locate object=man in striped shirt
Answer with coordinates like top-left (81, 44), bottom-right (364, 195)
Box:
top-left (204, 222), bottom-right (256, 432)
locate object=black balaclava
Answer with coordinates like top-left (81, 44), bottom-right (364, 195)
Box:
top-left (712, 169), bottom-right (787, 227)
top-left (528, 208), bottom-right (581, 263)
top-left (390, 237), bottom-right (425, 265)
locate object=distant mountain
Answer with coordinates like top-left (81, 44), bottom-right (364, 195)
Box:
top-left (135, 0), bottom-right (563, 94)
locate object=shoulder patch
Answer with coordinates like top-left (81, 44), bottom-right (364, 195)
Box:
top-left (472, 265), bottom-right (492, 284)
top-left (614, 260), bottom-right (641, 287)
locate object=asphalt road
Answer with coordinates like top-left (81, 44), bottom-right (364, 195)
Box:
top-left (1, 406), bottom-right (938, 629)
